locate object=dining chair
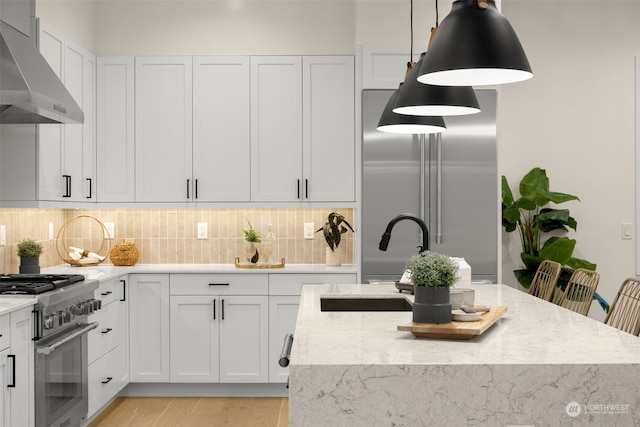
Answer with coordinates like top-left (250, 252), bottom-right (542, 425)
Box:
top-left (552, 268), bottom-right (600, 316)
top-left (604, 278), bottom-right (640, 335)
top-left (528, 260), bottom-right (561, 301)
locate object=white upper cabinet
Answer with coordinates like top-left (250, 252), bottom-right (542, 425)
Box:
top-left (135, 57), bottom-right (193, 202)
top-left (250, 56), bottom-right (303, 202)
top-left (250, 56), bottom-right (355, 203)
top-left (96, 57), bottom-right (135, 202)
top-left (192, 56), bottom-right (251, 202)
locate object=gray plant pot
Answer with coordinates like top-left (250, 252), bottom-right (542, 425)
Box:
top-left (413, 285), bottom-right (452, 324)
top-left (19, 256), bottom-right (40, 274)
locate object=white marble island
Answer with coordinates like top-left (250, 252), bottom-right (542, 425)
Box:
top-left (289, 283), bottom-right (640, 426)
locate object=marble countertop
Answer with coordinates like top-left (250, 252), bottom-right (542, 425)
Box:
top-left (43, 263), bottom-right (357, 282)
top-left (0, 298), bottom-right (37, 316)
top-left (292, 283), bottom-right (640, 366)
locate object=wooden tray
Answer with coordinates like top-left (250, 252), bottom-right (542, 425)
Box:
top-left (397, 306), bottom-right (508, 340)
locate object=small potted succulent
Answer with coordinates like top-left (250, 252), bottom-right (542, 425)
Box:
top-left (316, 212), bottom-right (354, 266)
top-left (243, 219), bottom-right (261, 264)
top-left (406, 250), bottom-right (458, 324)
top-left (17, 238), bottom-right (44, 274)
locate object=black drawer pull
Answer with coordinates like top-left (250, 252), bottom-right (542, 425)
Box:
top-left (102, 377), bottom-right (113, 384)
top-left (8, 355), bottom-right (15, 387)
top-left (101, 291), bottom-right (113, 296)
top-left (101, 328), bottom-right (113, 334)
top-left (208, 283), bottom-right (229, 286)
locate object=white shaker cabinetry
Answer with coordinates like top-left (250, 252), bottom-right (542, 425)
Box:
top-left (129, 274), bottom-right (170, 382)
top-left (87, 276), bottom-right (129, 418)
top-left (169, 274), bottom-right (269, 383)
top-left (268, 273), bottom-right (356, 383)
top-left (250, 56), bottom-right (355, 202)
top-left (192, 56), bottom-right (251, 202)
top-left (96, 57), bottom-right (135, 202)
top-left (0, 307), bottom-right (35, 427)
top-left (135, 57), bottom-right (193, 202)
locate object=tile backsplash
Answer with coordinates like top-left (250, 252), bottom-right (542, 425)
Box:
top-left (0, 208), bottom-right (354, 273)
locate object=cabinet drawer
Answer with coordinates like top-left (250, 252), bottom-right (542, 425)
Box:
top-left (94, 278), bottom-right (120, 306)
top-left (269, 273), bottom-right (357, 295)
top-left (88, 301), bottom-right (120, 363)
top-left (88, 345), bottom-right (127, 418)
top-left (170, 274), bottom-right (268, 296)
top-left (0, 314), bottom-right (9, 350)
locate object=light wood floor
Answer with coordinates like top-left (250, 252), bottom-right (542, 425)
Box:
top-left (88, 397), bottom-right (289, 427)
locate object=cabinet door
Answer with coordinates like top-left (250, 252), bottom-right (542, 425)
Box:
top-left (0, 348), bottom-right (10, 427)
top-left (303, 56), bottom-right (355, 202)
top-left (9, 307), bottom-right (33, 427)
top-left (38, 25), bottom-right (64, 201)
top-left (193, 56), bottom-right (250, 202)
top-left (129, 274), bottom-right (170, 382)
top-left (169, 296), bottom-right (220, 382)
top-left (135, 57), bottom-right (193, 202)
top-left (82, 53), bottom-right (96, 201)
top-left (268, 296), bottom-right (299, 383)
top-left (219, 296), bottom-right (269, 383)
top-left (96, 57), bottom-right (135, 202)
top-left (250, 56), bottom-right (303, 202)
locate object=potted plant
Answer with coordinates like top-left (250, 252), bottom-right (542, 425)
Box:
top-left (406, 250), bottom-right (458, 324)
top-left (316, 212), bottom-right (354, 266)
top-left (243, 219), bottom-right (261, 264)
top-left (501, 167), bottom-right (607, 311)
top-left (17, 238), bottom-right (44, 274)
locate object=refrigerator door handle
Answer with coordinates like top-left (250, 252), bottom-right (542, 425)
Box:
top-left (436, 133), bottom-right (443, 244)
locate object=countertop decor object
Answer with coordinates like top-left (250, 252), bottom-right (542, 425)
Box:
top-left (109, 241), bottom-right (140, 266)
top-left (16, 238), bottom-right (43, 274)
top-left (234, 257), bottom-right (285, 269)
top-left (55, 215), bottom-right (110, 266)
top-left (397, 305), bottom-right (507, 339)
top-left (243, 219), bottom-right (261, 264)
top-left (316, 212), bottom-right (354, 267)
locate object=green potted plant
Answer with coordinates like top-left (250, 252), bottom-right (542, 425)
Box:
top-left (316, 212), bottom-right (354, 266)
top-left (501, 167), bottom-right (606, 311)
top-left (243, 219), bottom-right (261, 264)
top-left (406, 250), bottom-right (458, 324)
top-left (17, 238), bottom-right (44, 274)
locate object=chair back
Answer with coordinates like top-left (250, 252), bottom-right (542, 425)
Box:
top-left (528, 260), bottom-right (561, 301)
top-left (604, 278), bottom-right (640, 335)
top-left (552, 269), bottom-right (599, 316)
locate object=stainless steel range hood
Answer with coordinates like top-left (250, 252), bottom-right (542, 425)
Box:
top-left (0, 16), bottom-right (84, 124)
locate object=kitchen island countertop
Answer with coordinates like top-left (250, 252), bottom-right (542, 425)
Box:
top-left (289, 283), bottom-right (640, 426)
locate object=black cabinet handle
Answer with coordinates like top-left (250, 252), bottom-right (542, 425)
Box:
top-left (7, 355), bottom-right (15, 387)
top-left (62, 175), bottom-right (71, 197)
top-left (305, 179), bottom-right (309, 199)
top-left (102, 377), bottom-right (113, 384)
top-left (187, 179), bottom-right (190, 199)
top-left (208, 283), bottom-right (229, 286)
top-left (297, 179), bottom-right (300, 199)
top-left (101, 291), bottom-right (112, 296)
top-left (213, 298), bottom-right (216, 320)
top-left (101, 328), bottom-right (113, 334)
top-left (195, 179), bottom-right (198, 199)
top-left (120, 280), bottom-right (126, 302)
top-left (86, 178), bottom-right (92, 199)
top-left (221, 299), bottom-right (225, 320)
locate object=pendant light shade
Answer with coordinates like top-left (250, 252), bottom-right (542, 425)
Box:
top-left (393, 52), bottom-right (480, 116)
top-left (377, 85), bottom-right (447, 134)
top-left (418, 0), bottom-right (533, 86)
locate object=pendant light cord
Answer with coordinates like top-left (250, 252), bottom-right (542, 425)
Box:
top-left (409, 0), bottom-right (414, 66)
top-left (435, 0), bottom-right (439, 27)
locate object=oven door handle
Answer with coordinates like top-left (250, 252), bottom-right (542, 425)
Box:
top-left (36, 322), bottom-right (98, 355)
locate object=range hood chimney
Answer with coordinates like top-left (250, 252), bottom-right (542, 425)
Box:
top-left (0, 0), bottom-right (84, 124)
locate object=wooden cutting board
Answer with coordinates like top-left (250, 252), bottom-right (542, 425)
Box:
top-left (397, 306), bottom-right (508, 340)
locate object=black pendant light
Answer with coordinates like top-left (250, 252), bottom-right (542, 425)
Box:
top-left (418, 0), bottom-right (533, 86)
top-left (393, 52), bottom-right (480, 116)
top-left (377, 84), bottom-right (447, 134)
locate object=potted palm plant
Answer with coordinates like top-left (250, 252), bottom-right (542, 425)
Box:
top-left (243, 219), bottom-right (261, 264)
top-left (316, 212), bottom-right (354, 266)
top-left (406, 250), bottom-right (458, 324)
top-left (17, 238), bottom-right (44, 274)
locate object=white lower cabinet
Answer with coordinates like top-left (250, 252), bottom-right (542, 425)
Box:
top-left (0, 307), bottom-right (34, 427)
top-left (169, 274), bottom-right (269, 383)
top-left (87, 275), bottom-right (129, 418)
top-left (129, 274), bottom-right (170, 382)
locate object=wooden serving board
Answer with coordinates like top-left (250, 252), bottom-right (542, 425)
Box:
top-left (397, 306), bottom-right (508, 340)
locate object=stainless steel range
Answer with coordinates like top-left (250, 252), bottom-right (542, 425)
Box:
top-left (0, 274), bottom-right (100, 427)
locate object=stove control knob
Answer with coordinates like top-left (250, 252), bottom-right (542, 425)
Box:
top-left (58, 311), bottom-right (65, 326)
top-left (44, 316), bottom-right (54, 330)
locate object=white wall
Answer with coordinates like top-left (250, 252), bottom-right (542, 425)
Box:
top-left (35, 0), bottom-right (640, 320)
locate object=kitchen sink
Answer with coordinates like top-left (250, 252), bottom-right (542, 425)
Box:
top-left (320, 297), bottom-right (412, 312)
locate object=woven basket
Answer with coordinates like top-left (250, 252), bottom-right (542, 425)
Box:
top-left (109, 241), bottom-right (140, 266)
top-left (56, 215), bottom-right (110, 266)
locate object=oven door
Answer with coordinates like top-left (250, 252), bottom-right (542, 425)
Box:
top-left (34, 322), bottom-right (98, 427)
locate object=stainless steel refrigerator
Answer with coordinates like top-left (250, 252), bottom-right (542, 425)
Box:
top-left (361, 89), bottom-right (498, 284)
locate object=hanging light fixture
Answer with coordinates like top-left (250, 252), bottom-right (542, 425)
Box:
top-left (393, 52), bottom-right (480, 116)
top-left (377, 84), bottom-right (447, 134)
top-left (418, 0), bottom-right (533, 86)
